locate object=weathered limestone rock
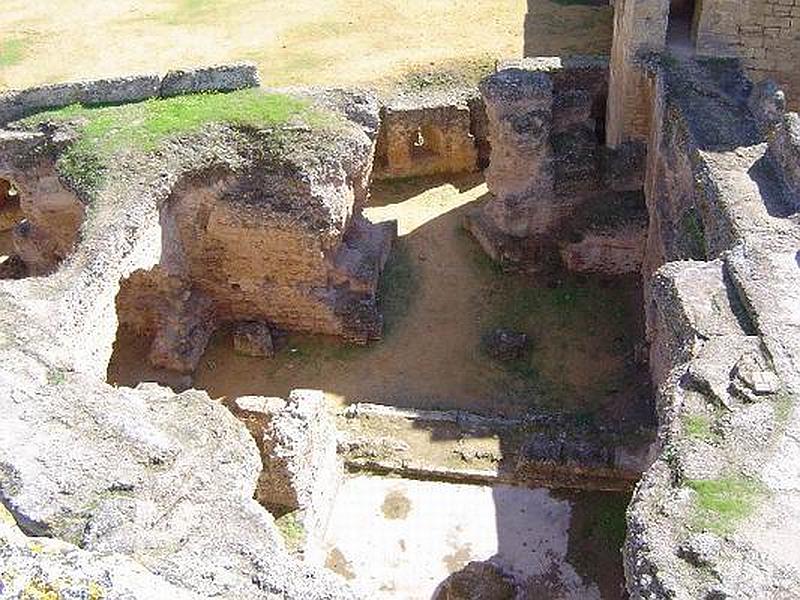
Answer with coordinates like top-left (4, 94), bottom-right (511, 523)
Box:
top-left (339, 403), bottom-right (653, 492)
top-left (0, 63), bottom-right (262, 126)
top-left (0, 75), bottom-right (162, 126)
top-left (228, 390), bottom-right (342, 551)
top-left (375, 91), bottom-right (479, 179)
top-left (769, 112), bottom-right (800, 210)
top-left (232, 321), bottom-right (275, 358)
top-left (480, 67), bottom-right (554, 238)
top-left (0, 504), bottom-right (201, 600)
top-left (605, 0), bottom-right (668, 146)
top-left (433, 561), bottom-right (517, 600)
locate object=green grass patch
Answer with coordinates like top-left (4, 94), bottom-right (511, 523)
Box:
top-left (458, 226), bottom-right (641, 412)
top-left (0, 37), bottom-right (31, 68)
top-left (682, 413), bottom-right (714, 441)
top-left (23, 89), bottom-right (326, 191)
top-left (687, 477), bottom-right (766, 535)
top-left (274, 510), bottom-right (305, 553)
top-left (0, 37), bottom-right (31, 67)
top-left (46, 368), bottom-right (67, 386)
top-left (773, 391), bottom-right (794, 425)
top-left (378, 239), bottom-right (418, 337)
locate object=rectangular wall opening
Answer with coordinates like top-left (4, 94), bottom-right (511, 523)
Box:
top-left (667, 0), bottom-right (698, 53)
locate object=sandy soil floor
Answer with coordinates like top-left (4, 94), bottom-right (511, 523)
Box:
top-left (316, 475), bottom-right (627, 599)
top-left (1, 0), bottom-right (612, 91)
top-left (109, 175), bottom-right (651, 426)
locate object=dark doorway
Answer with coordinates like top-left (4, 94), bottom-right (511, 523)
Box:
top-left (667, 0), bottom-right (697, 52)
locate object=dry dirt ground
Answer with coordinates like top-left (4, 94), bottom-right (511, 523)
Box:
top-left (0, 0), bottom-right (612, 91)
top-left (110, 175), bottom-right (651, 426)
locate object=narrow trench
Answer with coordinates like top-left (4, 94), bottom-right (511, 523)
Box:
top-left (107, 169), bottom-right (650, 598)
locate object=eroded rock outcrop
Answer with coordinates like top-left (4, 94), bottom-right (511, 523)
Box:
top-left (624, 56), bottom-right (800, 600)
top-left (0, 79), bottom-right (368, 599)
top-left (113, 90), bottom-right (395, 375)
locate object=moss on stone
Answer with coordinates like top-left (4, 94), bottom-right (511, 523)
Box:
top-left (682, 413), bottom-right (714, 441)
top-left (22, 89), bottom-right (335, 191)
top-left (274, 511), bottom-right (306, 553)
top-left (687, 476), bottom-right (766, 535)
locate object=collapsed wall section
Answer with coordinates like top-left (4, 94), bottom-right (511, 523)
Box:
top-left (112, 92), bottom-right (395, 375)
top-left (465, 56), bottom-right (649, 276)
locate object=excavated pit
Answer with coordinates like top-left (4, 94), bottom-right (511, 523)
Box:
top-left (98, 60), bottom-right (657, 599)
top-left (0, 177), bottom-right (28, 279)
top-left (3, 62), bottom-right (659, 599)
top-left (107, 170), bottom-right (653, 598)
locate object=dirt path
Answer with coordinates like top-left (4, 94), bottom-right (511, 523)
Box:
top-left (192, 175), bottom-right (514, 412)
top-left (1, 1), bottom-right (612, 91)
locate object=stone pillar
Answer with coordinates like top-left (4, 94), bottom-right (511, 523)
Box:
top-left (606, 0), bottom-right (669, 147)
top-left (481, 68), bottom-right (554, 237)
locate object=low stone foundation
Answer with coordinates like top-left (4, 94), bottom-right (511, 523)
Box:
top-left (374, 89), bottom-right (487, 179)
top-left (0, 63), bottom-right (260, 126)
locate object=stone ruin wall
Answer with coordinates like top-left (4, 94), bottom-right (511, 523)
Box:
top-left (607, 0), bottom-right (800, 147)
top-left (0, 64), bottom-right (262, 278)
top-left (466, 56), bottom-right (650, 277)
top-left (624, 56), bottom-right (800, 598)
top-left (0, 63), bottom-right (261, 127)
top-left (694, 0), bottom-right (800, 109)
top-left (373, 93), bottom-right (483, 179)
top-left (606, 0), bottom-right (668, 146)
